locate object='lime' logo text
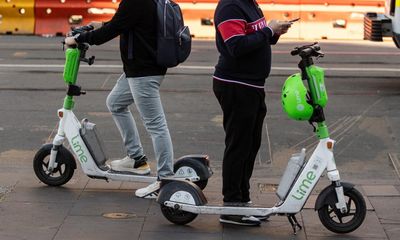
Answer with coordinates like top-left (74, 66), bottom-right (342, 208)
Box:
top-left (71, 134), bottom-right (88, 163)
top-left (291, 170), bottom-right (316, 200)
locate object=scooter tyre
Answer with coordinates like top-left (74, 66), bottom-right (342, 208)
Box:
top-left (159, 180), bottom-right (207, 225)
top-left (174, 158), bottom-right (210, 190)
top-left (317, 185), bottom-right (366, 233)
top-left (33, 144), bottom-right (76, 186)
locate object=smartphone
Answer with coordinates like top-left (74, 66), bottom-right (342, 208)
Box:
top-left (289, 18), bottom-right (300, 23)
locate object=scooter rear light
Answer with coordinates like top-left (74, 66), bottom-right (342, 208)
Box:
top-left (58, 111), bottom-right (64, 118)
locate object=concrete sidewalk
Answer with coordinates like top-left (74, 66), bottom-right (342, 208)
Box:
top-left (0, 158), bottom-right (399, 240)
top-left (1, 38), bottom-right (400, 240)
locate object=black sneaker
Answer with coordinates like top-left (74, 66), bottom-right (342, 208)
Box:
top-left (245, 201), bottom-right (269, 221)
top-left (133, 155), bottom-right (148, 168)
top-left (219, 215), bottom-right (261, 226)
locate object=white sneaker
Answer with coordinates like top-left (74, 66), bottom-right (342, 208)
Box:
top-left (135, 181), bottom-right (161, 199)
top-left (110, 156), bottom-right (151, 175)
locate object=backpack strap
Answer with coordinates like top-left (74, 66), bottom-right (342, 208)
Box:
top-left (128, 31), bottom-right (134, 59)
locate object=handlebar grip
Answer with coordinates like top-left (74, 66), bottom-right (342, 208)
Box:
top-left (291, 49), bottom-right (300, 56)
top-left (313, 45), bottom-right (321, 51)
top-left (70, 25), bottom-right (95, 36)
top-left (299, 48), bottom-right (313, 58)
top-left (81, 25), bottom-right (94, 32)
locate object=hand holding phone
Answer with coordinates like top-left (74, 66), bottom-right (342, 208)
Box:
top-left (289, 18), bottom-right (300, 23)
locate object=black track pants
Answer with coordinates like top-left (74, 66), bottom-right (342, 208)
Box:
top-left (213, 79), bottom-right (267, 203)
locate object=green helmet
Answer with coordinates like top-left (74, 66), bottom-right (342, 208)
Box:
top-left (281, 73), bottom-right (314, 121)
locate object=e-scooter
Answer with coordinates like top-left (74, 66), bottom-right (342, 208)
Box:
top-left (33, 25), bottom-right (212, 190)
top-left (157, 43), bottom-right (367, 234)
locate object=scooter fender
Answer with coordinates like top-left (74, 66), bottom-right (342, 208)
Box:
top-left (158, 180), bottom-right (208, 206)
top-left (314, 182), bottom-right (355, 210)
top-left (174, 155), bottom-right (213, 179)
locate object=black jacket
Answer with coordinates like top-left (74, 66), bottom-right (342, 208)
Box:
top-left (76, 0), bottom-right (167, 77)
top-left (214, 0), bottom-right (279, 88)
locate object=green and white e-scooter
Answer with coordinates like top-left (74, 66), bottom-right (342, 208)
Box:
top-left (33, 25), bottom-right (212, 189)
top-left (157, 43), bottom-right (367, 234)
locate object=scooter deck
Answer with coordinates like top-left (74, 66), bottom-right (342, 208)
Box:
top-left (108, 169), bottom-right (153, 176)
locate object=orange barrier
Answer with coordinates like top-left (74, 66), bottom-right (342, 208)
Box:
top-left (178, 0), bottom-right (385, 39)
top-left (34, 0), bottom-right (120, 36)
top-left (0, 0), bottom-right (35, 34)
top-left (0, 0), bottom-right (386, 39)
top-left (176, 0), bottom-right (385, 6)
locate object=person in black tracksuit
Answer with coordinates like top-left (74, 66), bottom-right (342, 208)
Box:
top-left (213, 0), bottom-right (292, 226)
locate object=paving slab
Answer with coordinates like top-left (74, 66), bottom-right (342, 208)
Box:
top-left (222, 219), bottom-right (307, 240)
top-left (0, 202), bottom-right (73, 240)
top-left (368, 197), bottom-right (400, 224)
top-left (382, 224), bottom-right (400, 240)
top-left (53, 216), bottom-right (143, 240)
top-left (4, 186), bottom-right (82, 203)
top-left (139, 231), bottom-right (222, 240)
top-left (362, 185), bottom-right (400, 197)
top-left (69, 190), bottom-right (151, 217)
top-left (307, 237), bottom-right (387, 240)
top-left (301, 209), bottom-right (387, 239)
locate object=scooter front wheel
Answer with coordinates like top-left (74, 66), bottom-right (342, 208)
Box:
top-left (33, 144), bottom-right (76, 186)
top-left (318, 187), bottom-right (366, 233)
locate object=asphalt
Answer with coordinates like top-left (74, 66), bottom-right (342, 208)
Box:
top-left (0, 35), bottom-right (400, 240)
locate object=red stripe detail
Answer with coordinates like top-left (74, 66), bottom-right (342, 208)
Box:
top-left (218, 20), bottom-right (246, 42)
top-left (246, 17), bottom-right (267, 34)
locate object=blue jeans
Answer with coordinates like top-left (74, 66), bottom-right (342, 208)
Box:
top-left (106, 73), bottom-right (174, 178)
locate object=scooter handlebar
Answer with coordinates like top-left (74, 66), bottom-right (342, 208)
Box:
top-left (63, 25), bottom-right (96, 65)
top-left (69, 25), bottom-right (94, 36)
top-left (291, 42), bottom-right (324, 58)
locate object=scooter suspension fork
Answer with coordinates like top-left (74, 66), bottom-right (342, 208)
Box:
top-left (327, 165), bottom-right (348, 213)
top-left (48, 134), bottom-right (66, 172)
top-left (334, 181), bottom-right (348, 213)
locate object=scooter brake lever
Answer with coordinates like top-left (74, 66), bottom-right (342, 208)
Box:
top-left (81, 56), bottom-right (95, 65)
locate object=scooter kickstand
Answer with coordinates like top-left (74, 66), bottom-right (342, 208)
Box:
top-left (287, 214), bottom-right (302, 235)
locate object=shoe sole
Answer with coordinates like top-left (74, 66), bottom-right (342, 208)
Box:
top-left (255, 216), bottom-right (269, 221)
top-left (136, 192), bottom-right (158, 199)
top-left (219, 218), bottom-right (260, 226)
top-left (110, 166), bottom-right (151, 175)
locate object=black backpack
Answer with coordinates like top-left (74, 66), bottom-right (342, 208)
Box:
top-left (152, 0), bottom-right (191, 68)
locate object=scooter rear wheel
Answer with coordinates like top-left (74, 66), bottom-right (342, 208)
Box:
top-left (158, 180), bottom-right (207, 225)
top-left (160, 205), bottom-right (198, 225)
top-left (33, 144), bottom-right (75, 186)
top-left (318, 187), bottom-right (366, 233)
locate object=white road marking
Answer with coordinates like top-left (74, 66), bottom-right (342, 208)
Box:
top-left (0, 64), bottom-right (399, 72)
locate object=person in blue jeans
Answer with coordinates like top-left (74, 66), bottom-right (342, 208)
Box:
top-left (64, 0), bottom-right (173, 198)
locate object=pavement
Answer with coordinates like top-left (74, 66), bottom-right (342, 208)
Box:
top-left (0, 36), bottom-right (400, 240)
